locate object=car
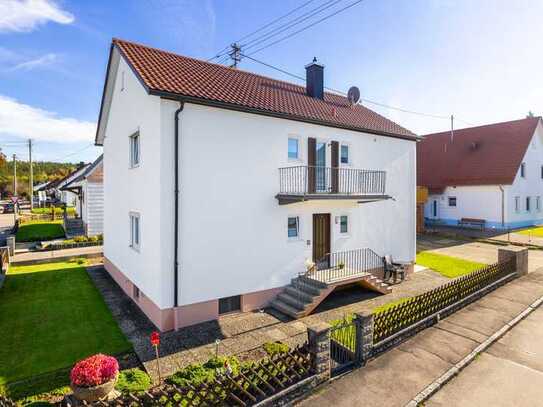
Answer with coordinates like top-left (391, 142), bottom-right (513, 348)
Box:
top-left (2, 203), bottom-right (15, 214)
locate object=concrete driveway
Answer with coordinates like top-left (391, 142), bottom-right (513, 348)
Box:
top-left (427, 305), bottom-right (543, 407)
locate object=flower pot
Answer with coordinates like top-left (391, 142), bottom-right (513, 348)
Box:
top-left (71, 374), bottom-right (118, 402)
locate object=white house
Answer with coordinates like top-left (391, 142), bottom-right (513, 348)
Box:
top-left (95, 38), bottom-right (417, 331)
top-left (418, 117), bottom-right (543, 230)
top-left (55, 163), bottom-right (90, 207)
top-left (62, 155), bottom-right (104, 237)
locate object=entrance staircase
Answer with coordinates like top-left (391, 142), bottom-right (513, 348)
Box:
top-left (64, 217), bottom-right (85, 237)
top-left (270, 248), bottom-right (393, 319)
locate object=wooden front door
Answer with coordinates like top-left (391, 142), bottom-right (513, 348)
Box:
top-left (313, 213), bottom-right (331, 263)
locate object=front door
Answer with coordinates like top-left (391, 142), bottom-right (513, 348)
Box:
top-left (313, 213), bottom-right (331, 263)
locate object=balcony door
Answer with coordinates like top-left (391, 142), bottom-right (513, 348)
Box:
top-left (313, 213), bottom-right (331, 266)
top-left (308, 137), bottom-right (328, 193)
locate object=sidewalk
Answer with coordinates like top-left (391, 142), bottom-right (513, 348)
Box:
top-left (298, 266), bottom-right (543, 407)
top-left (12, 245), bottom-right (103, 264)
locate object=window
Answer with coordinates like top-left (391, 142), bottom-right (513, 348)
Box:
top-left (288, 216), bottom-right (299, 238)
top-left (129, 132), bottom-right (140, 167)
top-left (541, 165), bottom-right (543, 179)
top-left (340, 144), bottom-right (349, 164)
top-left (521, 162), bottom-right (526, 178)
top-left (219, 295), bottom-right (241, 315)
top-left (130, 212), bottom-right (140, 250)
top-left (448, 197), bottom-right (457, 207)
top-left (121, 71), bottom-right (125, 91)
top-left (526, 196), bottom-right (531, 212)
top-left (288, 137), bottom-right (299, 160)
top-left (515, 196), bottom-right (520, 213)
top-left (340, 215), bottom-right (348, 234)
top-left (537, 196), bottom-right (541, 212)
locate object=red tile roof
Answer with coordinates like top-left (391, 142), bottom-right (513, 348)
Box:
top-left (417, 117), bottom-right (541, 190)
top-left (111, 38), bottom-right (416, 140)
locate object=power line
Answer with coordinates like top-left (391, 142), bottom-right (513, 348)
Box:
top-left (241, 0), bottom-right (343, 50)
top-left (53, 143), bottom-right (94, 162)
top-left (207, 0), bottom-right (319, 61)
top-left (246, 0), bottom-right (365, 56)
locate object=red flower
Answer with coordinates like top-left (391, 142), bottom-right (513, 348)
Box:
top-left (70, 354), bottom-right (119, 387)
top-left (150, 331), bottom-right (160, 346)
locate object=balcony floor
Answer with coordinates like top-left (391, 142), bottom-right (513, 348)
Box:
top-left (275, 193), bottom-right (391, 205)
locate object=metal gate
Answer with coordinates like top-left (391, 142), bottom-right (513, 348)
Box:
top-left (330, 318), bottom-right (359, 376)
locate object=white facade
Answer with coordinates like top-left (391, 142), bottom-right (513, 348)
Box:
top-left (424, 122), bottom-right (543, 229)
top-left (101, 50), bottom-right (416, 328)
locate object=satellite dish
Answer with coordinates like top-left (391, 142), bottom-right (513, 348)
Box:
top-left (347, 86), bottom-right (360, 105)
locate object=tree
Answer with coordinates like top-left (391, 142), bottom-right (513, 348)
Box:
top-left (527, 111), bottom-right (535, 118)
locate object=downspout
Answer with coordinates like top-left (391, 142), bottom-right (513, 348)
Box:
top-left (499, 185), bottom-right (505, 228)
top-left (174, 102), bottom-right (185, 310)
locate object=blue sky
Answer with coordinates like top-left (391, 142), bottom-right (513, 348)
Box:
top-left (1, 0), bottom-right (543, 163)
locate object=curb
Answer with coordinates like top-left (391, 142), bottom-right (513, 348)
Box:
top-left (405, 294), bottom-right (543, 407)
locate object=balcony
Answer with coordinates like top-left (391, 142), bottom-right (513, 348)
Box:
top-left (276, 165), bottom-right (389, 205)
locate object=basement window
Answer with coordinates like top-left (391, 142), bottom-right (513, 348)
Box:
top-left (288, 216), bottom-right (299, 238)
top-left (133, 285), bottom-right (140, 301)
top-left (448, 197), bottom-right (457, 207)
top-left (219, 295), bottom-right (241, 315)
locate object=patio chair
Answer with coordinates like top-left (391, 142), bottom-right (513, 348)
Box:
top-left (383, 255), bottom-right (406, 282)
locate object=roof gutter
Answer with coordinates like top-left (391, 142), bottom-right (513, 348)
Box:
top-left (150, 89), bottom-right (419, 142)
top-left (174, 102), bottom-right (185, 309)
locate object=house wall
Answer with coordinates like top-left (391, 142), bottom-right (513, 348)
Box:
top-left (84, 181), bottom-right (104, 236)
top-left (424, 122), bottom-right (543, 229)
top-left (102, 50), bottom-right (172, 310)
top-left (160, 102), bottom-right (416, 310)
top-left (103, 53), bottom-right (416, 330)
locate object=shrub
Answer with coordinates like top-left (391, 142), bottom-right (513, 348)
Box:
top-left (263, 341), bottom-right (290, 356)
top-left (73, 236), bottom-right (87, 243)
top-left (167, 356), bottom-right (240, 387)
top-left (70, 354), bottom-right (119, 387)
top-left (116, 368), bottom-right (151, 393)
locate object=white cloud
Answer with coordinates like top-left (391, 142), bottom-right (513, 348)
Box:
top-left (0, 0), bottom-right (74, 33)
top-left (0, 95), bottom-right (95, 143)
top-left (9, 52), bottom-right (58, 71)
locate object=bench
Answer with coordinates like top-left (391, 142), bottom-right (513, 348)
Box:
top-left (458, 217), bottom-right (486, 230)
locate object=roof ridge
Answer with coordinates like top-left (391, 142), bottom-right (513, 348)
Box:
top-left (425, 116), bottom-right (541, 137)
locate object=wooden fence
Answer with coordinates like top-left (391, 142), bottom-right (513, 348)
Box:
top-left (0, 247), bottom-right (9, 275)
top-left (372, 258), bottom-right (516, 344)
top-left (72, 345), bottom-right (312, 406)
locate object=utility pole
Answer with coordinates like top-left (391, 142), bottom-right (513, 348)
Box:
top-left (28, 139), bottom-right (33, 210)
top-left (12, 154), bottom-right (16, 197)
top-left (229, 43), bottom-right (241, 68)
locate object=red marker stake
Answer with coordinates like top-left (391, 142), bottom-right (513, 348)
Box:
top-left (150, 331), bottom-right (162, 382)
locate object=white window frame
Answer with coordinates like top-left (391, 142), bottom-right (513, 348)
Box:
top-left (340, 143), bottom-right (351, 166)
top-left (287, 216), bottom-right (300, 240)
top-left (287, 135), bottom-right (301, 162)
top-left (339, 214), bottom-right (349, 235)
top-left (129, 212), bottom-right (141, 251)
top-left (520, 162), bottom-right (526, 178)
top-left (129, 131), bottom-right (140, 168)
top-left (515, 196), bottom-right (520, 213)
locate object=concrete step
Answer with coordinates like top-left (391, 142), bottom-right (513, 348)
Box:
top-left (298, 274), bottom-right (328, 289)
top-left (290, 278), bottom-right (322, 296)
top-left (277, 292), bottom-right (308, 310)
top-left (284, 286), bottom-right (314, 303)
top-left (269, 299), bottom-right (304, 319)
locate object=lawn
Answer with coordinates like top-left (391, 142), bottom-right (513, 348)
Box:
top-left (416, 251), bottom-right (487, 278)
top-left (31, 206), bottom-right (76, 215)
top-left (517, 226), bottom-right (543, 237)
top-left (16, 220), bottom-right (65, 242)
top-left (0, 260), bottom-right (131, 398)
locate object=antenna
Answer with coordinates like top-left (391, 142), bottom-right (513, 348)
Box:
top-left (347, 86), bottom-right (360, 106)
top-left (228, 43), bottom-right (242, 68)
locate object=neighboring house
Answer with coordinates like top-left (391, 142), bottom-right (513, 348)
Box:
top-left (62, 155), bottom-right (104, 237)
top-left (418, 117), bottom-right (543, 229)
top-left (95, 38), bottom-right (417, 331)
top-left (55, 163), bottom-right (90, 206)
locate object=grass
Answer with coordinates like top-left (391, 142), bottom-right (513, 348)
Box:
top-left (0, 260), bottom-right (131, 399)
top-left (517, 226), bottom-right (543, 237)
top-left (16, 220), bottom-right (65, 242)
top-left (416, 251), bottom-right (486, 278)
top-left (31, 207), bottom-right (75, 215)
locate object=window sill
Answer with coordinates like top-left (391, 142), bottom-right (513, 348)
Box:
top-left (287, 237), bottom-right (303, 243)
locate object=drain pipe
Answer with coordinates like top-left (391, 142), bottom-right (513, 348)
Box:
top-left (174, 102), bottom-right (185, 310)
top-left (499, 185), bottom-right (505, 228)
